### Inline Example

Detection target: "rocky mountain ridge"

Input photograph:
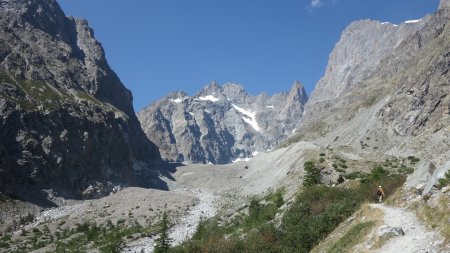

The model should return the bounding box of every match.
[0,0,161,204]
[138,81,307,164]
[296,0,450,195]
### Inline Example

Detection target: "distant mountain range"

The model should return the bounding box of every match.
[138,81,307,164]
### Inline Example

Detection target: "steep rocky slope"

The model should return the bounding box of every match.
[138,81,307,164]
[0,0,161,204]
[294,0,450,195]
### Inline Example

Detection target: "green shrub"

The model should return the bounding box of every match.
[0,234,11,242]
[319,157,325,163]
[343,171,367,180]
[0,241,9,248]
[319,153,326,157]
[303,160,321,187]
[407,156,420,164]
[438,170,450,189]
[19,213,35,225]
[335,168,346,173]
[281,185,364,252]
[363,165,389,182]
[263,188,285,208]
[398,165,414,175]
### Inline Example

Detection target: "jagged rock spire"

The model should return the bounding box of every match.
[289,80,308,103]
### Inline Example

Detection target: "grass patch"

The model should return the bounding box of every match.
[17,80,60,102]
[0,71,115,112]
[438,170,450,189]
[343,171,367,180]
[76,91,103,106]
[279,133,304,148]
[279,121,328,148]
[416,194,450,240]
[398,164,414,175]
[327,221,375,253]
[0,72,15,85]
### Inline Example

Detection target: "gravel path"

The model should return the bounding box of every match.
[370,204,448,253]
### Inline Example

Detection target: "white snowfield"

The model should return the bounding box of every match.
[232,157,252,163]
[232,151,259,163]
[381,22,398,27]
[404,19,422,24]
[198,95,220,102]
[232,104,261,132]
[169,97,189,103]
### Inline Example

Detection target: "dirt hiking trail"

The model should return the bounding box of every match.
[369,204,448,253]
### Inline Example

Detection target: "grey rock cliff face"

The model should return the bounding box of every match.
[0,0,161,204]
[307,18,427,107]
[138,81,308,164]
[295,0,449,191]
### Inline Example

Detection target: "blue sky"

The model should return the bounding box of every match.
[57,0,439,111]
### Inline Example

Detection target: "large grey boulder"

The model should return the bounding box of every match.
[378,225,405,239]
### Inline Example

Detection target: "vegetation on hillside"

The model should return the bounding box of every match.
[1,219,157,253]
[154,211,172,253]
[0,70,119,112]
[167,162,406,253]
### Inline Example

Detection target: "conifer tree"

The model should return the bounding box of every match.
[303,160,321,187]
[154,211,172,253]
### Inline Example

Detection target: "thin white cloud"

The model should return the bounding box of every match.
[310,0,323,8]
[306,0,340,12]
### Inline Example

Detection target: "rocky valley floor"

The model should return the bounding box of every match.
[0,141,449,252]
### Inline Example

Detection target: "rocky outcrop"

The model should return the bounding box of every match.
[291,0,450,194]
[0,0,161,204]
[138,81,307,164]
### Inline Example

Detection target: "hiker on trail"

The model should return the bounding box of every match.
[377,185,385,203]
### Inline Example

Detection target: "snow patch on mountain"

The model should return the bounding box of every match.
[404,19,422,24]
[170,97,189,103]
[232,104,261,132]
[198,95,220,102]
[232,157,252,163]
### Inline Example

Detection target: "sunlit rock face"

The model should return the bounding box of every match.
[138,81,308,164]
